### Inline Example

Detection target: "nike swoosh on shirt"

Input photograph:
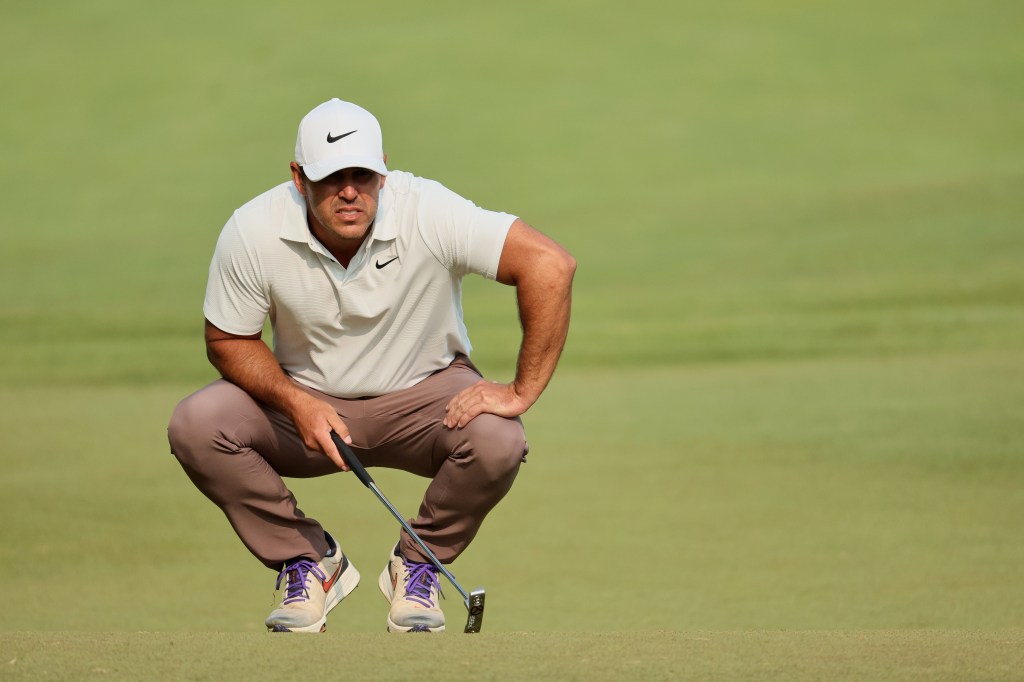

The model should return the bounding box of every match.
[375,257,399,269]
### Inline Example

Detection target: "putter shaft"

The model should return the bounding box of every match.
[330,432,486,632]
[365,479,472,606]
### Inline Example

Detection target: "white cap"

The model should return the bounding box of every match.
[294,99,388,181]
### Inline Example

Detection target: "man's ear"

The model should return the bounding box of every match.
[290,162,306,194]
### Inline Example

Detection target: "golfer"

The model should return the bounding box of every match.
[168,98,575,633]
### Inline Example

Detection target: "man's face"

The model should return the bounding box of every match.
[291,162,385,251]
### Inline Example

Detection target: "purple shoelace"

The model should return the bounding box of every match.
[276,560,327,604]
[403,562,443,608]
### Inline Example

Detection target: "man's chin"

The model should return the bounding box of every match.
[332,222,372,241]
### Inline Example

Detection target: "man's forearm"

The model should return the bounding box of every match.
[510,252,576,407]
[438,219,577,429]
[204,325,353,466]
[206,336,306,415]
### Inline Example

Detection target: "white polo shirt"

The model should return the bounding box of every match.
[204,170,516,398]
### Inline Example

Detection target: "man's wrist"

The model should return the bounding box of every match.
[509,380,539,410]
[275,382,313,416]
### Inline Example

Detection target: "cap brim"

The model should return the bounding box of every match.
[302,156,389,181]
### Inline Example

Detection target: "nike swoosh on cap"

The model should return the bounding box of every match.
[326,130,357,143]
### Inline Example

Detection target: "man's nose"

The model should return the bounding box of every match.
[338,183,358,200]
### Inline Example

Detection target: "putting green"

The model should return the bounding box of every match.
[1,0,1021,678]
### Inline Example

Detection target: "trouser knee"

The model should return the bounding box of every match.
[453,414,528,484]
[167,381,245,475]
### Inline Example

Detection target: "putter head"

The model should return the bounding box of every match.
[463,588,486,633]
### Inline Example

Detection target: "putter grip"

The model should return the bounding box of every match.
[330,431,374,487]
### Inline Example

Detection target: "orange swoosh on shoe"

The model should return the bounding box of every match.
[321,556,347,592]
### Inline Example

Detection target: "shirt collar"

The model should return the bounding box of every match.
[280,183,312,244]
[368,182,396,243]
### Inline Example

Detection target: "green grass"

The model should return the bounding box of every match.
[1,0,1022,679]
[2,632,1023,681]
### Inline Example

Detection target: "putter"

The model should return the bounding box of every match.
[330,432,486,633]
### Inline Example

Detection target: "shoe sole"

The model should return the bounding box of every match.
[267,561,361,633]
[378,566,445,633]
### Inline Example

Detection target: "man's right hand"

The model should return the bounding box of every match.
[204,320,355,472]
[285,391,353,471]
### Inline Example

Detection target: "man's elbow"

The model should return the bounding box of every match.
[563,251,578,280]
[205,341,218,367]
[549,246,577,287]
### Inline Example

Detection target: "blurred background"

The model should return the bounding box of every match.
[1,0,1021,632]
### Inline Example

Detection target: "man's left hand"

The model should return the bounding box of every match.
[444,380,531,429]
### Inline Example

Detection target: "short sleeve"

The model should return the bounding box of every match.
[415,180,516,279]
[202,215,270,335]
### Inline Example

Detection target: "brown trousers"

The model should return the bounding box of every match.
[167,357,527,571]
